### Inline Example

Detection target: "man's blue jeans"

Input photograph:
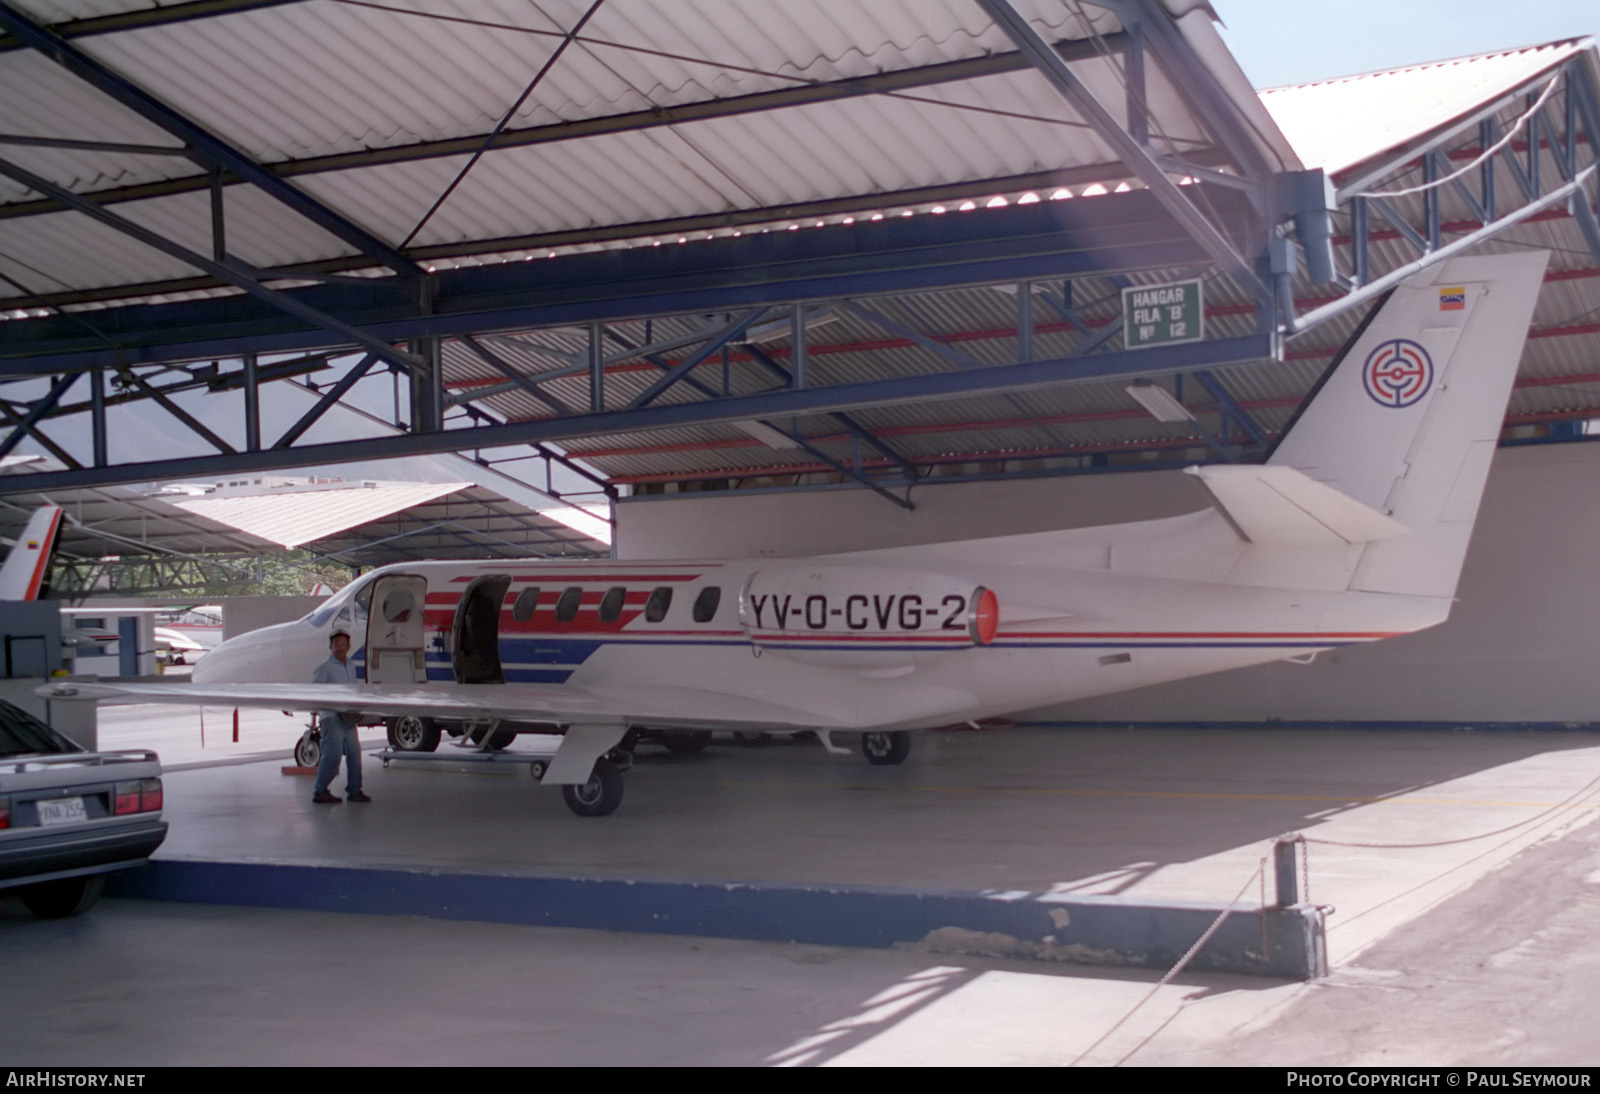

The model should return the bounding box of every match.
[313,714,363,795]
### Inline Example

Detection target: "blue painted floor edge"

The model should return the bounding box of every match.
[107,858,1322,979]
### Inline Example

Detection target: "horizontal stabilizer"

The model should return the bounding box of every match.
[1187,465,1409,547]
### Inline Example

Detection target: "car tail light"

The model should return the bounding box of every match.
[0,797,8,830]
[140,778,162,813]
[114,781,140,815]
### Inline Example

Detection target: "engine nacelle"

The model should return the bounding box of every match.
[739,565,997,663]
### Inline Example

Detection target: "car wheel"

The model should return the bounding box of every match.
[861,730,911,766]
[386,714,440,752]
[19,874,105,919]
[561,758,624,817]
[293,729,320,768]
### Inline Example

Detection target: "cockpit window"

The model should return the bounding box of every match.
[306,574,375,627]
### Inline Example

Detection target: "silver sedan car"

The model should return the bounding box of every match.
[0,701,167,918]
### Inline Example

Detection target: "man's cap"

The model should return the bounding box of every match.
[330,630,351,643]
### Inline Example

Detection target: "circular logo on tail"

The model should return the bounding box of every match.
[1362,339,1433,408]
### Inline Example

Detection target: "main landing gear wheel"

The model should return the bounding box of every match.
[387,715,440,752]
[293,729,320,768]
[733,731,772,748]
[860,731,911,766]
[470,726,516,751]
[561,757,624,817]
[662,730,712,755]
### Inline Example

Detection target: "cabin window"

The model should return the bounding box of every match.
[512,587,541,621]
[692,586,721,623]
[555,586,583,623]
[644,587,672,623]
[598,586,625,622]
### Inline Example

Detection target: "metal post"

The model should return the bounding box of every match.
[1479,121,1495,223]
[1124,19,1147,146]
[1017,281,1034,363]
[242,352,260,452]
[791,303,808,388]
[1425,152,1440,248]
[588,321,604,412]
[209,168,226,263]
[89,367,106,467]
[1351,197,1369,286]
[1273,836,1301,907]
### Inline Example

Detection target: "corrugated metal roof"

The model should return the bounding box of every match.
[1260,39,1591,175]
[0,0,1295,303]
[168,480,472,548]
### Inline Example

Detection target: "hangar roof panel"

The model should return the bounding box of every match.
[1260,38,1592,175]
[0,0,1296,304]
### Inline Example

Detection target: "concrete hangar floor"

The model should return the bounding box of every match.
[3,706,1599,1067]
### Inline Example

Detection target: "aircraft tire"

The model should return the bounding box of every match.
[387,715,441,752]
[861,731,911,766]
[662,730,712,755]
[293,729,320,768]
[562,757,624,817]
[19,874,105,919]
[733,731,772,748]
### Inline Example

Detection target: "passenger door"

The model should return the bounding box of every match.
[364,574,428,685]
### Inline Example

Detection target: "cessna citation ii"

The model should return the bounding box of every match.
[40,253,1547,817]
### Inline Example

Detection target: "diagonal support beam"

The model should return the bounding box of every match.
[0,154,422,372]
[1191,369,1267,448]
[0,0,421,280]
[0,373,78,461]
[629,310,769,409]
[741,344,920,482]
[621,327,912,508]
[274,353,379,449]
[459,335,574,416]
[119,368,235,454]
[977,0,1266,301]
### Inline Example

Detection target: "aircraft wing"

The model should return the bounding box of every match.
[36,679,855,732]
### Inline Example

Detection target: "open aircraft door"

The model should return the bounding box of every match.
[365,574,428,684]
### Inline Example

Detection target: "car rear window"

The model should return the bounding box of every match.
[0,700,80,757]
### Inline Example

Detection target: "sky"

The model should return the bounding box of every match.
[1212,0,1596,89]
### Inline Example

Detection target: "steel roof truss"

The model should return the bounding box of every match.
[457,335,573,417]
[0,153,421,373]
[0,1,421,283]
[740,343,920,485]
[0,372,77,462]
[273,353,378,449]
[628,310,770,410]
[980,0,1267,305]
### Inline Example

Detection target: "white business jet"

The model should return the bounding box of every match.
[40,252,1548,817]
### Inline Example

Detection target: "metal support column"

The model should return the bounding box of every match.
[242,353,260,452]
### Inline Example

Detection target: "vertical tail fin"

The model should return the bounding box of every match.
[0,505,63,600]
[1267,251,1548,598]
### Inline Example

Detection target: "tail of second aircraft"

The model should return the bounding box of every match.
[0,505,63,600]
[1193,251,1547,600]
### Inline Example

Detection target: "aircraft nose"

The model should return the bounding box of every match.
[191,622,292,684]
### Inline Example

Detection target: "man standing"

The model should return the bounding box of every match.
[312,630,371,804]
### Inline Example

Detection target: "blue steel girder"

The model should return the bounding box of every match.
[740,343,921,484]
[0,333,1275,494]
[0,1,422,282]
[0,372,77,461]
[840,299,1075,451]
[1191,368,1268,449]
[0,1,305,54]
[628,310,769,409]
[1,188,1245,374]
[979,0,1271,305]
[617,325,914,509]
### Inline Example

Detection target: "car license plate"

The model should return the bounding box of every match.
[37,797,87,826]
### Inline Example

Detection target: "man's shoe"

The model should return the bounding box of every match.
[312,791,341,804]
[346,791,372,803]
